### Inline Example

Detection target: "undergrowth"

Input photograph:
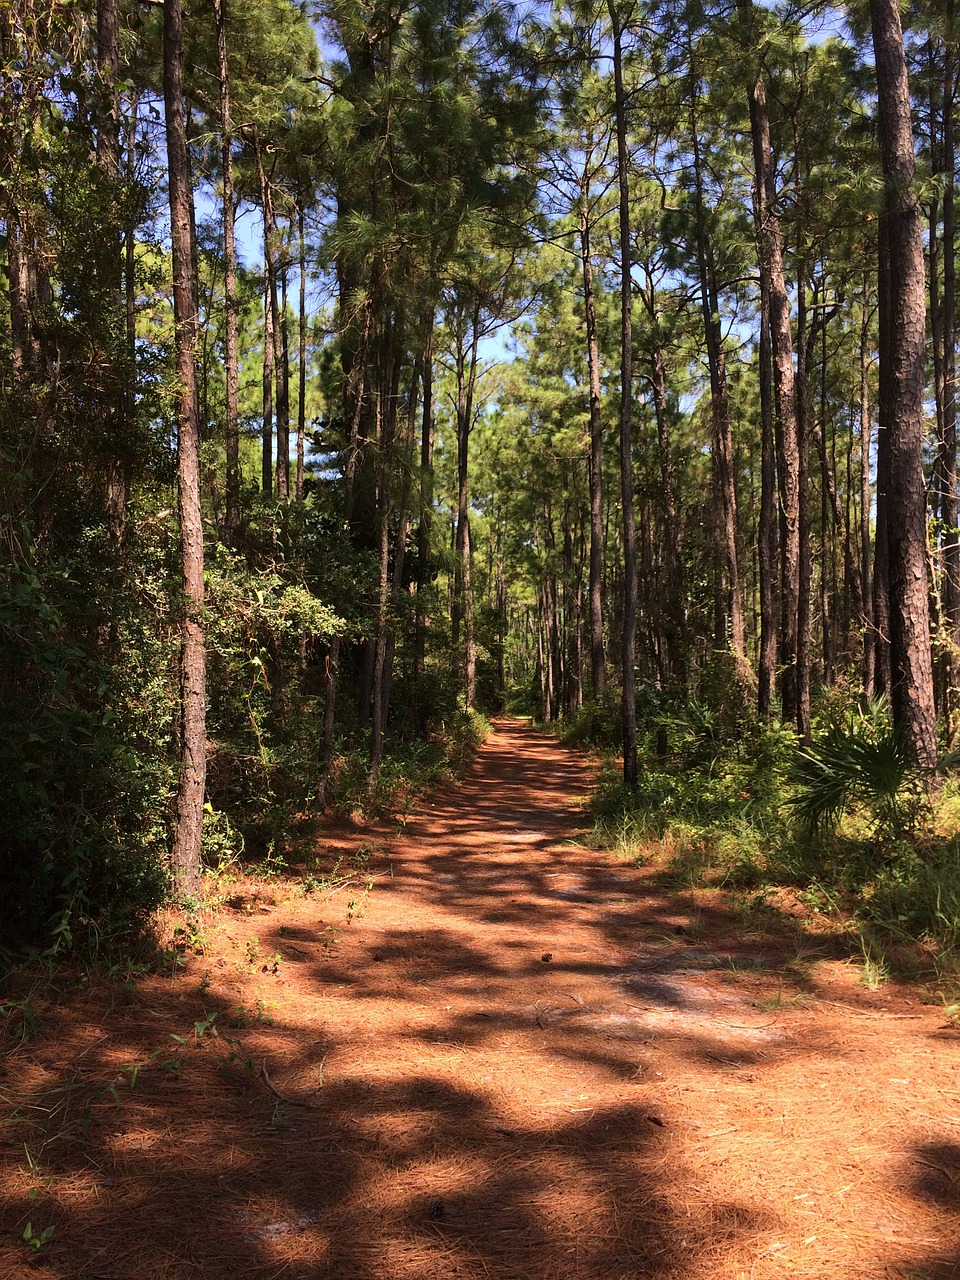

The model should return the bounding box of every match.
[573,688,960,996]
[323,708,490,821]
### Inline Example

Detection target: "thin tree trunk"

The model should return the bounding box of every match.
[414,315,435,683]
[164,0,206,897]
[562,501,581,713]
[690,95,745,662]
[261,277,273,498]
[874,225,893,699]
[648,339,686,686]
[124,91,138,380]
[813,416,864,625]
[297,201,307,502]
[214,0,240,540]
[95,0,127,523]
[941,1,958,734]
[454,305,481,709]
[742,14,799,721]
[370,351,420,786]
[796,271,812,742]
[316,315,370,810]
[580,196,606,699]
[610,1,639,787]
[254,134,286,498]
[278,256,291,498]
[757,243,778,717]
[860,295,876,695]
[367,324,401,787]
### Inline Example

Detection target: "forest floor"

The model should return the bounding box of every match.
[2,719,960,1280]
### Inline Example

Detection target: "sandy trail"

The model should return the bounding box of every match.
[1,718,959,1279]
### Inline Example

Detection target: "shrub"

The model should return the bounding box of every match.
[787,697,928,839]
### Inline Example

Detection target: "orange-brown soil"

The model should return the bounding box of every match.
[2,718,960,1279]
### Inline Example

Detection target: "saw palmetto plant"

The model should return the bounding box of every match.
[788,698,925,838]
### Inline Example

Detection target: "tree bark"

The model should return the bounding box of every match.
[95,0,128,524]
[610,1,639,787]
[743,27,799,722]
[414,315,435,683]
[164,0,206,897]
[689,91,745,662]
[646,321,686,686]
[795,272,812,742]
[297,201,307,502]
[261,278,274,499]
[757,243,778,718]
[214,0,240,540]
[870,0,938,770]
[860,294,876,696]
[579,196,606,700]
[452,304,481,709]
[939,1,958,731]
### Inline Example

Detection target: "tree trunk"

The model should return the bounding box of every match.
[795,273,812,742]
[648,341,686,686]
[453,305,481,709]
[579,197,606,700]
[297,201,307,502]
[744,34,799,722]
[261,277,273,499]
[214,0,240,541]
[610,1,639,787]
[757,241,778,717]
[870,0,938,770]
[278,256,291,499]
[940,1,958,733]
[164,0,206,897]
[96,0,127,524]
[414,315,435,683]
[316,314,369,810]
[254,134,287,498]
[860,294,876,696]
[690,96,745,662]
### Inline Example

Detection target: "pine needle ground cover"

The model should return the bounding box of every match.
[2,721,959,1279]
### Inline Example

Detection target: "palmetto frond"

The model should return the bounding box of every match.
[788,702,909,832]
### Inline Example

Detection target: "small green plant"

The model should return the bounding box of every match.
[301,855,344,897]
[201,805,244,877]
[228,998,275,1028]
[171,917,205,956]
[252,846,288,880]
[22,1221,55,1252]
[193,1011,219,1039]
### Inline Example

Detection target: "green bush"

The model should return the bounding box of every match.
[787,696,928,838]
[0,541,174,955]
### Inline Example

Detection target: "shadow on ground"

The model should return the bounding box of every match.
[1,721,958,1278]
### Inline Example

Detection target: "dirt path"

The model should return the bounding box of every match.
[2,719,960,1279]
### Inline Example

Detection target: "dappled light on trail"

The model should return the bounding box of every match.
[2,720,960,1278]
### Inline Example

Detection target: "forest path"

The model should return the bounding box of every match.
[2,719,960,1279]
